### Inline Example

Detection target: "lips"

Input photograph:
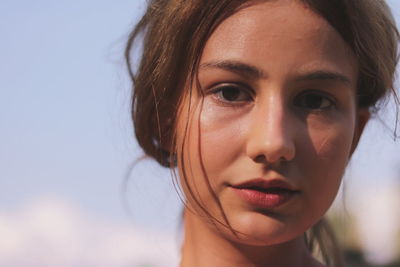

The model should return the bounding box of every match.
[230,178,299,209]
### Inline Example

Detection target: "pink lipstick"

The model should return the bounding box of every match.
[231,178,299,209]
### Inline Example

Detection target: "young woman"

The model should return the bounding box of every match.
[125,0,399,266]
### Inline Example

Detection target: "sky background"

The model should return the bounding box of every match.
[0,1,399,266]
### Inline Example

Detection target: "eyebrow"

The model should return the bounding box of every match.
[200,60,266,79]
[200,60,353,87]
[294,70,353,87]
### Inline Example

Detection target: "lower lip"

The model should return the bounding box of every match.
[231,187,297,209]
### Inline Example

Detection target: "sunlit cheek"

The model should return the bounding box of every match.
[177,100,232,199]
[175,99,204,202]
[198,102,249,177]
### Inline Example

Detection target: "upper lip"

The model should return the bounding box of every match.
[231,178,299,192]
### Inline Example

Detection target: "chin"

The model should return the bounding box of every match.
[220,210,309,247]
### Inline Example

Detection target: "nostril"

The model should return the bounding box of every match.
[253,153,292,165]
[254,154,267,164]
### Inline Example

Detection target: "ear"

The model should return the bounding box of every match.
[350,108,370,156]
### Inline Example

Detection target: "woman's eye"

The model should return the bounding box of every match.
[212,85,252,103]
[294,92,334,110]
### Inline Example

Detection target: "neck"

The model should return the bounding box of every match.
[180,210,323,267]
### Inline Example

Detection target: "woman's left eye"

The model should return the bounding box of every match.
[211,84,252,103]
[294,91,335,110]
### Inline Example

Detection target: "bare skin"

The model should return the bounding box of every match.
[180,211,325,267]
[176,0,369,266]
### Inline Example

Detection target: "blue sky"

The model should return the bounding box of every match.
[0,1,399,261]
[0,0,182,230]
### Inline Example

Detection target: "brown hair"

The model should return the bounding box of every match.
[125,0,399,265]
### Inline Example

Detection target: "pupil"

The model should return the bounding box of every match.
[305,95,322,108]
[222,88,240,101]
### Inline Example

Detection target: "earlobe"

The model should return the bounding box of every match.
[350,108,370,156]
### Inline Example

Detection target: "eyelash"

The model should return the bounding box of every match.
[210,83,253,105]
[209,83,336,111]
[294,90,336,110]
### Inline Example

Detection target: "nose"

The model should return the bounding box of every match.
[245,95,296,164]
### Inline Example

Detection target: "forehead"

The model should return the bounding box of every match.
[200,0,357,85]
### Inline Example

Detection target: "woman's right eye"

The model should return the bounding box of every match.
[211,84,252,103]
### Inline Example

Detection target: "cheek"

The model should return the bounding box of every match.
[304,112,355,164]
[197,102,253,181]
[301,117,356,205]
[314,127,354,160]
[176,101,239,196]
[317,116,355,160]
[312,127,352,189]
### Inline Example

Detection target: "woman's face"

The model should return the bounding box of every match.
[176,0,368,246]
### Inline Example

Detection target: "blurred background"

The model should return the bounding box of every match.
[0,1,399,266]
